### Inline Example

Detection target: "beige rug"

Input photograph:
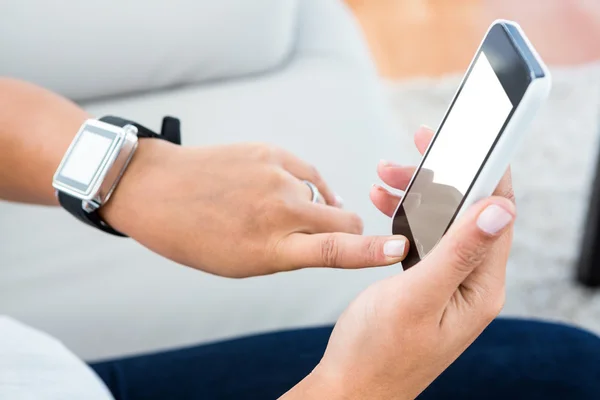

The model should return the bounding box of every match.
[385,63,600,334]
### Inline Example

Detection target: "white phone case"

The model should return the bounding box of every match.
[454,20,551,219]
[392,20,551,266]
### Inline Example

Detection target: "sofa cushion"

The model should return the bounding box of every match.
[0,0,297,101]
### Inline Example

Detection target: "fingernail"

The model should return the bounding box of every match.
[335,194,344,208]
[476,204,514,235]
[380,159,401,167]
[384,239,406,258]
[420,124,434,132]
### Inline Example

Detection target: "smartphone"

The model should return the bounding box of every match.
[391,20,551,269]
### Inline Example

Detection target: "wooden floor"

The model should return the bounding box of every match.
[346,0,600,79]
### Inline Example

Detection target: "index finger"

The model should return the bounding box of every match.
[276,232,409,270]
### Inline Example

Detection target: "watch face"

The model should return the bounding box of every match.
[53,121,122,199]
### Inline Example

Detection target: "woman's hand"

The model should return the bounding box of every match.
[0,78,408,278]
[284,127,515,399]
[102,140,410,277]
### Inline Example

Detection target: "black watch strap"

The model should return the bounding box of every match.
[57,115,182,237]
[58,192,127,236]
[100,116,181,146]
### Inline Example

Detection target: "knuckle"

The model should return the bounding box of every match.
[253,194,289,225]
[365,237,381,264]
[320,234,341,267]
[266,168,288,189]
[265,194,293,219]
[254,144,279,163]
[449,237,486,272]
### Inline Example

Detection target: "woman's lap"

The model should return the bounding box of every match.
[420,318,600,399]
[91,328,329,400]
[91,318,600,400]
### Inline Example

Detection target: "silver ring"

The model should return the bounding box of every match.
[302,180,321,204]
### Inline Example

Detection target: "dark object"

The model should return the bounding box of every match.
[91,319,600,400]
[58,116,181,237]
[577,151,600,287]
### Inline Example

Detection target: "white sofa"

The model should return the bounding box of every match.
[0,0,402,361]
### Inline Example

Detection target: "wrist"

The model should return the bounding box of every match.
[98,138,168,235]
[281,364,352,400]
[285,362,415,400]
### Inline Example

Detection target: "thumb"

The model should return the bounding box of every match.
[279,232,410,269]
[414,196,515,302]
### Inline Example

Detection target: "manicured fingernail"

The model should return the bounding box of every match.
[477,204,513,235]
[420,124,434,132]
[384,239,406,258]
[379,159,400,167]
[335,194,344,208]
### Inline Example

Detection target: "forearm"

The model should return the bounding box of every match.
[0,78,89,205]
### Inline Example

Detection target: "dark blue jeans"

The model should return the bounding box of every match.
[91,319,600,399]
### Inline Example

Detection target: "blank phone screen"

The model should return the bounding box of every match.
[403,51,514,258]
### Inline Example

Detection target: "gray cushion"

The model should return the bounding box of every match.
[0,0,297,101]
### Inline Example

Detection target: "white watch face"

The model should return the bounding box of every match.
[53,121,122,198]
[60,130,115,186]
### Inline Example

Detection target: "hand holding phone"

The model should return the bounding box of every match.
[392,20,551,269]
[294,144,517,399]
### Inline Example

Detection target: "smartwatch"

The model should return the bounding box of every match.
[52,115,181,236]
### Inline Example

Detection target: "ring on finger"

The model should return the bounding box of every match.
[302,180,324,204]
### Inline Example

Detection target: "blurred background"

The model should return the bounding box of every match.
[348,0,600,78]
[1,0,600,361]
[350,0,600,332]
